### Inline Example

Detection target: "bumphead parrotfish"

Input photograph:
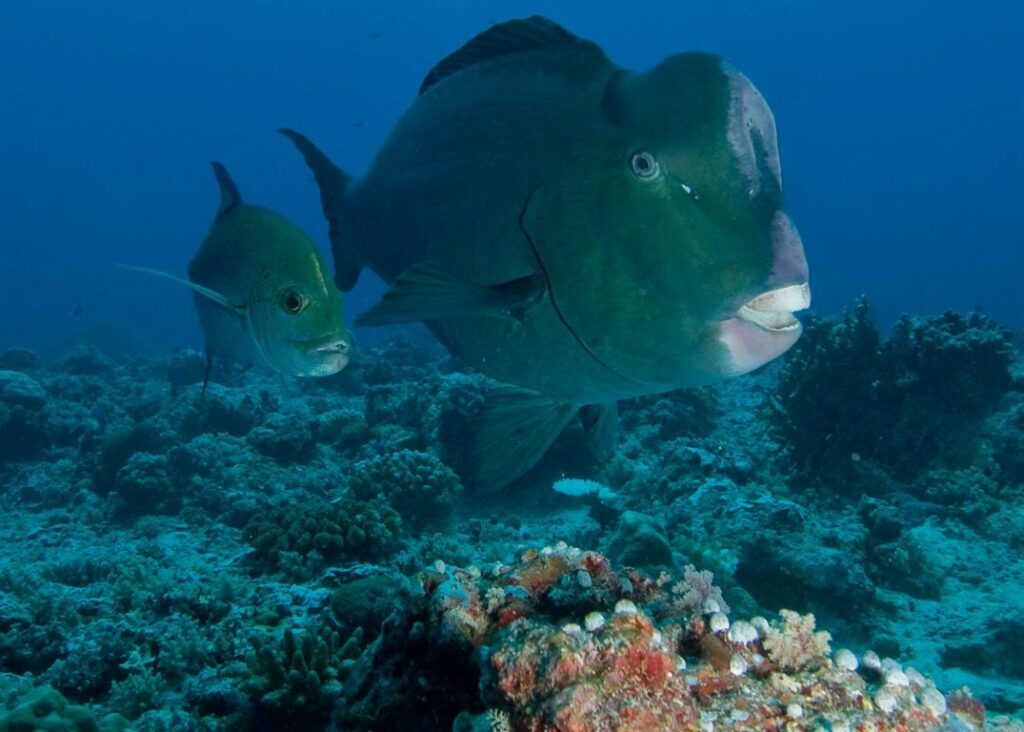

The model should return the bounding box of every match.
[125,163,350,384]
[283,16,810,487]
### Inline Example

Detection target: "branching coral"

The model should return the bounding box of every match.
[111,452,180,516]
[245,624,362,730]
[769,299,885,479]
[107,669,163,721]
[670,563,731,617]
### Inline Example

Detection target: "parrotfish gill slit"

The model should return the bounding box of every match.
[518,192,648,387]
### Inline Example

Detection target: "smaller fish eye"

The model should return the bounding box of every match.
[282,289,307,315]
[630,151,659,179]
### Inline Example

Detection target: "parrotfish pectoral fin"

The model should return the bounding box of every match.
[210,161,242,218]
[279,128,361,291]
[579,401,618,459]
[116,264,246,315]
[355,262,545,327]
[470,386,576,490]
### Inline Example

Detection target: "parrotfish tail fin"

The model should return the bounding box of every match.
[210,161,242,218]
[278,128,362,291]
[469,386,575,490]
[579,401,618,459]
[356,262,545,327]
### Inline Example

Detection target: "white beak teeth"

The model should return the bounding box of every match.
[745,283,811,312]
[738,283,811,332]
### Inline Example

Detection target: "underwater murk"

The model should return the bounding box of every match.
[1,4,1023,732]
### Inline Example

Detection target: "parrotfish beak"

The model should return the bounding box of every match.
[719,211,810,375]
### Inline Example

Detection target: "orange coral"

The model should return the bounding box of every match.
[509,555,570,598]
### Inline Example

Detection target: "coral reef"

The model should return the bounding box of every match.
[348,543,988,731]
[0,676,132,731]
[0,300,1020,728]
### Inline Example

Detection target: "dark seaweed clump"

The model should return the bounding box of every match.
[770,298,1016,485]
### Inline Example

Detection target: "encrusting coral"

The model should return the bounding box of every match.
[347,542,992,731]
[347,449,463,532]
[243,499,402,579]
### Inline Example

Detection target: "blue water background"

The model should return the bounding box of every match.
[1,0,1021,353]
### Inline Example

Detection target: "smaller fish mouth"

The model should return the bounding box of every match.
[310,340,350,356]
[299,334,351,358]
[734,283,810,332]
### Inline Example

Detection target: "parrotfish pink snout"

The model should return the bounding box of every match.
[716,66,810,375]
[720,210,810,375]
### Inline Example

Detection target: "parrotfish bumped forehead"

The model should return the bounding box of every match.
[531,51,810,389]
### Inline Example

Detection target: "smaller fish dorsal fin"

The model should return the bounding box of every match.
[419,16,579,96]
[211,161,242,218]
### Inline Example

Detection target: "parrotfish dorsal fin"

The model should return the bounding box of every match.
[279,129,361,291]
[211,161,242,218]
[418,16,578,96]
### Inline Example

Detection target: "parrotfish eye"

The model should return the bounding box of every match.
[281,289,308,315]
[629,150,659,179]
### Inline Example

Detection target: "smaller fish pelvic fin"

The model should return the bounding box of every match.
[201,344,214,398]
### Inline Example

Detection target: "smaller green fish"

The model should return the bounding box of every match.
[124,162,350,382]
